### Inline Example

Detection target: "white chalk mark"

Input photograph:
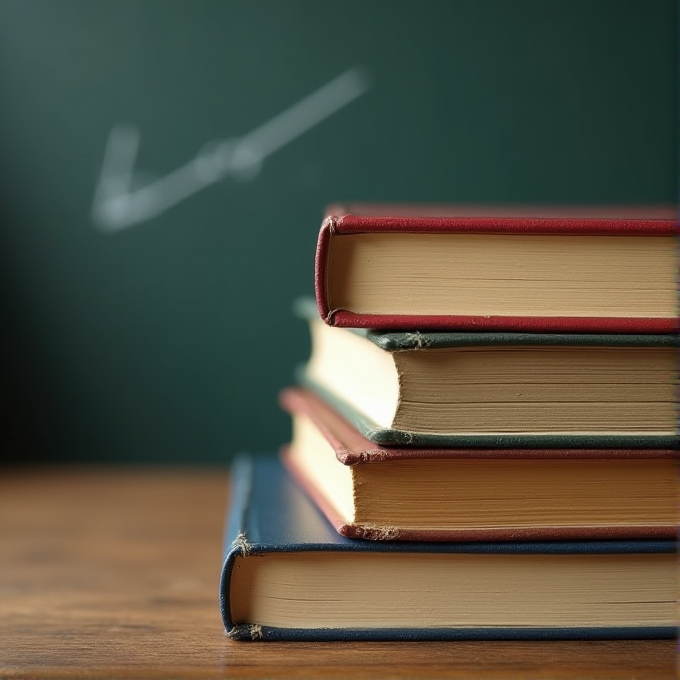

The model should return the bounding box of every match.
[239,68,371,160]
[92,66,371,232]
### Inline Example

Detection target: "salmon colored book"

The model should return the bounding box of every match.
[315,204,679,333]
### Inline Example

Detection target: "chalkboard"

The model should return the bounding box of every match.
[0,0,676,463]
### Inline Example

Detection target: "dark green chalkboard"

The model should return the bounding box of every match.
[0,0,676,462]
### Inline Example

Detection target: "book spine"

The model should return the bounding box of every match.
[220,455,262,640]
[314,217,334,323]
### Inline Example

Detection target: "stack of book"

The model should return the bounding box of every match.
[221,204,678,641]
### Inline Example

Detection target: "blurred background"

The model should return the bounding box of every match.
[0,0,676,464]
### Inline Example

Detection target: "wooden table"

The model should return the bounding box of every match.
[0,468,675,679]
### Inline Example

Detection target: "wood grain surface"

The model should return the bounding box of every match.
[0,467,675,679]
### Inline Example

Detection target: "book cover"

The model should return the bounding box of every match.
[220,454,677,641]
[279,387,678,541]
[315,204,679,332]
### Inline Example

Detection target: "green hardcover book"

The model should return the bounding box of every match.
[294,298,679,448]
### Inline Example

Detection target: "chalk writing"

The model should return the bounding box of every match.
[92,66,370,232]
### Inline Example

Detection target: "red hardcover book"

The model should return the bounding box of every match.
[315,204,679,332]
[279,387,678,542]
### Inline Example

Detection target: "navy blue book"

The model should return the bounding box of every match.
[219,454,677,642]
